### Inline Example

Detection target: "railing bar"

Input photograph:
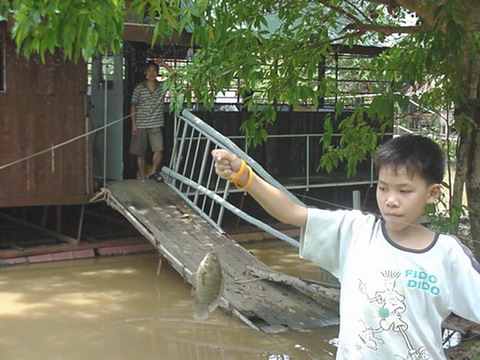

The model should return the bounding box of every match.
[182,126,197,196]
[181,125,195,177]
[208,162,222,220]
[209,160,224,220]
[217,180,231,228]
[179,132,393,140]
[190,133,203,180]
[193,179,378,195]
[201,146,218,212]
[170,115,182,189]
[207,186,217,220]
[189,133,203,205]
[194,138,211,206]
[174,119,188,173]
[173,120,189,191]
[169,115,179,170]
[163,168,299,248]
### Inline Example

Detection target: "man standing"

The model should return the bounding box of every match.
[130,58,172,181]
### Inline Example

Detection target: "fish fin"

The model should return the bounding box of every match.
[208,297,220,313]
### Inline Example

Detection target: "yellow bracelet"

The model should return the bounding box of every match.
[229,159,246,184]
[235,165,254,191]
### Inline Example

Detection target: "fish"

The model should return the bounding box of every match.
[191,250,224,321]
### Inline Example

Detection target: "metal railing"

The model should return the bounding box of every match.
[162,109,302,248]
[161,109,385,248]
[211,132,377,192]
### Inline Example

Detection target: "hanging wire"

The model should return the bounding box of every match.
[291,190,480,245]
[103,54,109,189]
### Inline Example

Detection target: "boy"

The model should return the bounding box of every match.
[130,58,172,181]
[212,135,480,360]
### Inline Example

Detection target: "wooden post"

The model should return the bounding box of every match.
[76,204,85,243]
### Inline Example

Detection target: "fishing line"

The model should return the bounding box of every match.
[293,191,354,211]
[291,190,480,246]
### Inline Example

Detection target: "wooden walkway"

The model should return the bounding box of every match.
[105,179,338,333]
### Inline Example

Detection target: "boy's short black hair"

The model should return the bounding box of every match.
[145,61,159,72]
[374,135,445,185]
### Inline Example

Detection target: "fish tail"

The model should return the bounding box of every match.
[193,305,210,321]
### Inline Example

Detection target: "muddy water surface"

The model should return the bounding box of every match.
[0,241,339,360]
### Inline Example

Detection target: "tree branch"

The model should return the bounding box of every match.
[314,0,363,24]
[363,0,399,5]
[345,22,424,35]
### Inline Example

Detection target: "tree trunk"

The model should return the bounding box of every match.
[452,125,469,232]
[455,100,480,258]
[451,12,480,254]
[464,123,480,258]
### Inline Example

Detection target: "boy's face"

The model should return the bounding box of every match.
[376,166,440,236]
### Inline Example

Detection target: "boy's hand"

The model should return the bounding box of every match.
[211,149,243,181]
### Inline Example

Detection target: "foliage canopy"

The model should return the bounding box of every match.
[3,0,480,243]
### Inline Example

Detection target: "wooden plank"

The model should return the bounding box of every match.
[105,180,339,333]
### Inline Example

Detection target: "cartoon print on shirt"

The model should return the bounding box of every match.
[358,270,430,360]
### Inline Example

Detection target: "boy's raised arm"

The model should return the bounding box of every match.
[211,149,307,228]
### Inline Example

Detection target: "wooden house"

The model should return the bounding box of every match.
[0,21,90,208]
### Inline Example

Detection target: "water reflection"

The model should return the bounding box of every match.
[0,248,338,359]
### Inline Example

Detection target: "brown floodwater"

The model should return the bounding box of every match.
[0,241,339,360]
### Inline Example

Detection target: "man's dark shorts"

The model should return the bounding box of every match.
[130,127,164,155]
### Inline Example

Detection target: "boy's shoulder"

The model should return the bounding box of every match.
[435,232,480,272]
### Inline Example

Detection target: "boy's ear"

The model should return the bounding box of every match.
[426,183,442,204]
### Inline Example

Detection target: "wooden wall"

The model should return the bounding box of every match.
[0,23,91,207]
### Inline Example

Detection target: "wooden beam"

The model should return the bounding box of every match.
[0,195,90,208]
[0,236,149,259]
[0,211,78,245]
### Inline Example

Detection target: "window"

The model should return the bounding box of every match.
[0,34,4,92]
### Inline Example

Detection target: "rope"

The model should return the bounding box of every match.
[0,114,131,171]
[89,187,111,203]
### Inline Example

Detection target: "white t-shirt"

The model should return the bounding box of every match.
[300,208,480,360]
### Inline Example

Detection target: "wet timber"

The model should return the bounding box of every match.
[105,179,339,333]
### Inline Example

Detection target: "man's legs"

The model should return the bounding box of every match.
[137,155,147,180]
[130,129,148,180]
[151,150,163,175]
[148,127,164,177]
